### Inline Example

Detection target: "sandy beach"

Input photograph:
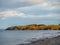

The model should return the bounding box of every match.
[20,35,60,45]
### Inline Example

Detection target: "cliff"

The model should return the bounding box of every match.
[6,24,60,30]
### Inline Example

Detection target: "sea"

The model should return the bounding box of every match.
[0,30,60,45]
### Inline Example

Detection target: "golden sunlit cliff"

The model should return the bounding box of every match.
[6,24,60,30]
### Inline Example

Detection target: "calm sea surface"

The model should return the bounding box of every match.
[0,30,60,45]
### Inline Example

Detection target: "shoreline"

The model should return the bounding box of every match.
[6,24,60,30]
[19,35,60,45]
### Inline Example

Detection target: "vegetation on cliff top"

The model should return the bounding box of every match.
[6,24,60,30]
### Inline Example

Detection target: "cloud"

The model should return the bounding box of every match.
[0,0,43,9]
[17,4,60,16]
[0,10,25,20]
[0,10,60,20]
[0,0,60,10]
[41,0,60,10]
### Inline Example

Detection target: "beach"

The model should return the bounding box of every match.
[20,35,60,45]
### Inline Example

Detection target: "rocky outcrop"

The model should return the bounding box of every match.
[6,24,60,30]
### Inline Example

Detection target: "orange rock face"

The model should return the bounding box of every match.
[6,24,60,30]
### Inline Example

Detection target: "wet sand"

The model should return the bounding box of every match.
[19,35,60,45]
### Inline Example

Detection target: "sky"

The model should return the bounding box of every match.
[0,0,60,29]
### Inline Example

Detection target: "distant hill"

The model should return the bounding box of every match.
[6,24,60,30]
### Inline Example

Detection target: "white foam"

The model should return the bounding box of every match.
[0,30,60,45]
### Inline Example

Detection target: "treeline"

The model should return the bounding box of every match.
[6,24,60,30]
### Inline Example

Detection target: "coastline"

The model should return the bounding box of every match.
[6,24,60,30]
[19,35,60,45]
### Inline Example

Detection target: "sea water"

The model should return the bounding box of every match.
[0,30,60,45]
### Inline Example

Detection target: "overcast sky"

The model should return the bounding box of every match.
[0,0,60,29]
